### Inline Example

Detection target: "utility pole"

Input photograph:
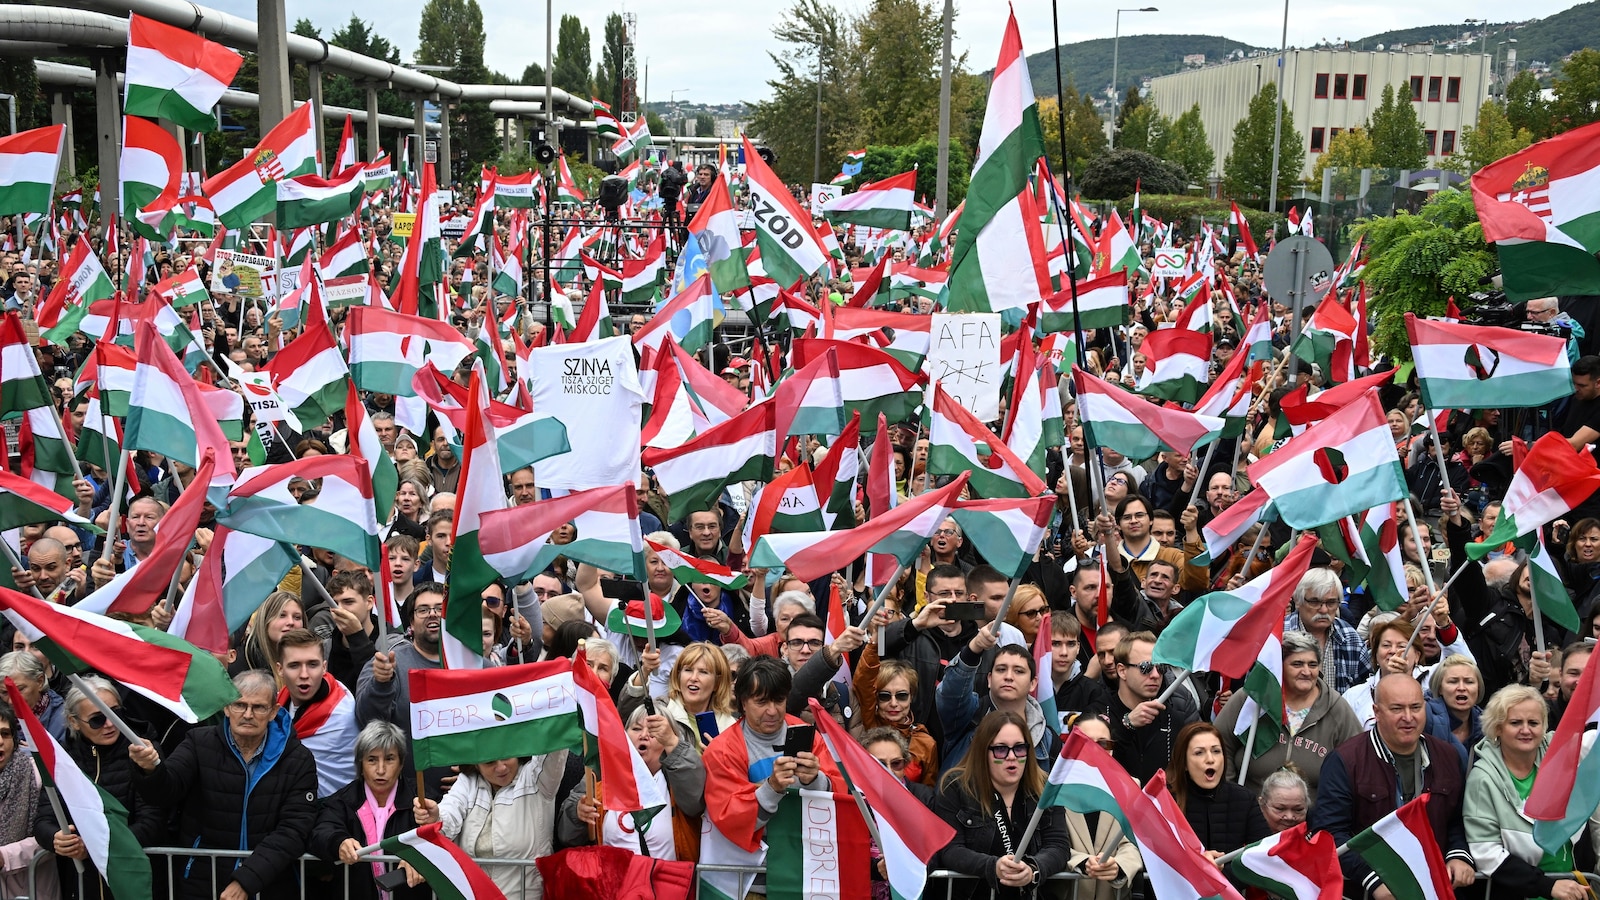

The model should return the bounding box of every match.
[935,0,953,219]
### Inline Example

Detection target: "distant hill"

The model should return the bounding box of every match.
[1023,34,1266,101]
[1345,2,1600,72]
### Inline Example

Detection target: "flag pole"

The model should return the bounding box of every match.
[1424,409,1454,500]
[41,400,84,481]
[816,727,886,849]
[1155,667,1191,705]
[98,445,131,565]
[42,784,87,875]
[1237,719,1258,785]
[0,539,44,599]
[1401,555,1475,658]
[862,562,904,657]
[1237,519,1271,578]
[65,672,143,745]
[1092,820,1123,865]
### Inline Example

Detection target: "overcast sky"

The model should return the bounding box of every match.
[214,0,1579,104]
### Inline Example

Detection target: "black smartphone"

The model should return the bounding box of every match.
[781,724,815,758]
[600,579,645,603]
[943,601,988,621]
[696,710,721,741]
[375,869,410,891]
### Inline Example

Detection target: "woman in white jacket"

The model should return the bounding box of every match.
[412,750,579,899]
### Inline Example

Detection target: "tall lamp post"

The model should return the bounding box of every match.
[1109,7,1158,142]
[1494,38,1518,96]
[794,31,828,185]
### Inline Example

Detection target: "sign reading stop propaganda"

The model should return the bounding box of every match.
[1151,247,1188,278]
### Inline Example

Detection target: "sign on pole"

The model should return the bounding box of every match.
[926,313,1002,421]
[810,183,843,216]
[1151,247,1188,278]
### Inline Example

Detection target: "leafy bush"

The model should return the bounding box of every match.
[1078,149,1186,199]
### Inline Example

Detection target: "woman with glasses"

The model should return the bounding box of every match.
[1005,585,1051,647]
[851,657,938,785]
[933,710,1075,900]
[35,676,160,900]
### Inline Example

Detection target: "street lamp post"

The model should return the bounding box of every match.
[1494,39,1518,95]
[1267,0,1290,212]
[1109,7,1158,142]
[794,31,828,186]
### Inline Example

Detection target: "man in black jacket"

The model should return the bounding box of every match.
[659,161,689,240]
[1107,630,1198,783]
[131,670,319,900]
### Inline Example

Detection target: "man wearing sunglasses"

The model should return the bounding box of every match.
[1107,630,1199,783]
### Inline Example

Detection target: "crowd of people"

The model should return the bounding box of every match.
[1,169,1599,900]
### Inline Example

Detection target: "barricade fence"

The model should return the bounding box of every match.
[22,846,1599,900]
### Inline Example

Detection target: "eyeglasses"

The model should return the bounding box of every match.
[482,596,503,607]
[61,542,81,553]
[988,743,1030,760]
[1121,660,1158,676]
[878,756,908,772]
[1018,607,1048,619]
[934,528,959,536]
[75,708,122,730]
[876,690,911,703]
[785,639,825,651]
[1300,597,1340,609]
[1093,738,1115,750]
[413,605,444,618]
[228,701,275,716]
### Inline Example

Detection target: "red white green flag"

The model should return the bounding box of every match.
[442,365,502,670]
[1075,365,1224,458]
[38,239,114,344]
[926,383,1047,499]
[1405,312,1573,410]
[4,677,151,900]
[76,451,215,618]
[647,538,748,590]
[742,134,831,286]
[1248,393,1408,529]
[949,495,1054,579]
[751,474,967,582]
[1228,823,1342,900]
[125,320,236,492]
[214,455,381,571]
[479,484,647,582]
[1468,432,1600,559]
[1135,327,1212,404]
[376,823,504,900]
[124,13,241,133]
[1345,794,1457,900]
[1471,120,1600,300]
[642,403,776,521]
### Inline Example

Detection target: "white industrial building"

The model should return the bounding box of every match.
[1148,49,1493,180]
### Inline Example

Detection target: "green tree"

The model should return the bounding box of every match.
[1448,102,1533,173]
[417,0,495,182]
[417,0,485,69]
[552,14,593,98]
[1117,103,1167,154]
[693,112,716,137]
[1223,83,1302,202]
[1160,104,1212,185]
[1115,85,1143,135]
[1039,88,1107,179]
[1079,149,1185,199]
[1355,189,1494,359]
[645,111,669,137]
[521,62,545,85]
[1504,70,1550,140]
[1368,83,1428,169]
[593,14,628,111]
[854,0,942,146]
[1551,48,1600,134]
[746,0,862,184]
[1312,127,1373,196]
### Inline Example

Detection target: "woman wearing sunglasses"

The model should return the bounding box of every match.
[36,675,164,900]
[933,711,1072,899]
[850,657,938,785]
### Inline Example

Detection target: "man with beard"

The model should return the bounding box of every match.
[356,583,444,734]
[1286,568,1370,695]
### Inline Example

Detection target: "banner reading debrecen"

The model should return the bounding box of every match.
[529,335,645,490]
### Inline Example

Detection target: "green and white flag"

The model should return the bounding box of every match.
[442,366,503,670]
[741,134,831,287]
[276,167,365,230]
[124,13,241,133]
[214,456,381,571]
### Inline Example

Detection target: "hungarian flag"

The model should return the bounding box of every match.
[774,346,845,440]
[1154,533,1319,678]
[169,526,298,654]
[214,455,381,570]
[633,274,718,356]
[4,677,151,900]
[344,382,396,522]
[827,306,930,370]
[1528,528,1582,633]
[751,474,967,582]
[151,265,208,308]
[1359,502,1410,612]
[822,170,917,231]
[121,115,182,227]
[812,411,861,529]
[1095,209,1141,277]
[1405,312,1573,410]
[610,118,652,161]
[125,320,236,491]
[864,412,900,584]
[76,451,216,618]
[261,317,348,426]
[123,13,241,132]
[1003,350,1059,481]
[1135,327,1212,404]
[344,305,475,397]
[1075,366,1224,458]
[492,234,524,298]
[0,469,100,534]
[276,167,365,230]
[442,366,503,669]
[1242,300,1273,363]
[1034,612,1061,735]
[1230,201,1259,258]
[479,485,647,583]
[950,495,1054,579]
[409,363,570,475]
[591,99,620,139]
[39,239,114,343]
[332,114,358,173]
[377,823,505,900]
[453,174,496,258]
[621,231,667,305]
[567,279,615,343]
[742,134,831,287]
[1280,371,1393,428]
[1192,348,1258,438]
[202,104,319,228]
[1467,433,1600,560]
[647,538,748,590]
[945,11,1048,314]
[1345,794,1457,900]
[363,153,395,193]
[1228,823,1342,900]
[1248,393,1407,529]
[0,312,53,416]
[688,175,751,294]
[1039,270,1129,333]
[642,403,775,520]
[392,162,447,318]
[493,170,535,208]
[74,384,123,476]
[0,586,237,722]
[0,125,65,216]
[743,463,826,549]
[1291,292,1358,384]
[1471,120,1600,300]
[765,790,873,900]
[555,155,585,202]
[1530,613,1600,852]
[927,383,1046,499]
[321,225,369,278]
[1040,730,1244,900]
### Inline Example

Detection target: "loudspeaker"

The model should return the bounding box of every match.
[533,143,558,165]
[598,175,629,212]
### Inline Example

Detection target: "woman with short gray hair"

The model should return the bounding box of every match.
[0,649,64,742]
[1258,769,1311,832]
[1213,627,1363,802]
[309,720,428,899]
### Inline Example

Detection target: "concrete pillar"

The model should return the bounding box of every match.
[413,96,426,179]
[307,63,325,159]
[256,0,292,127]
[49,92,73,178]
[438,100,452,187]
[93,57,119,211]
[365,85,380,162]
[502,117,511,154]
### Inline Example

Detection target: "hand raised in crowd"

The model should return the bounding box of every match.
[869,605,899,630]
[90,557,115,590]
[766,755,800,793]
[700,606,734,635]
[1180,505,1200,535]
[911,599,948,631]
[412,796,440,825]
[1529,650,1553,686]
[829,624,867,660]
[1126,699,1166,729]
[636,645,662,677]
[371,650,397,683]
[8,566,32,592]
[967,622,999,656]
[72,477,95,512]
[576,792,603,826]
[1438,488,1461,522]
[645,713,679,754]
[507,611,532,644]
[1070,529,1092,556]
[1180,460,1199,491]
